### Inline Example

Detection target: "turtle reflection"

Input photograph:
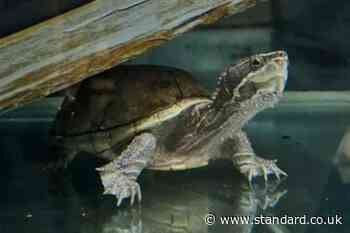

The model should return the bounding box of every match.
[75,169,287,233]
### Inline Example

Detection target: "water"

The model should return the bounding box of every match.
[0,95,349,233]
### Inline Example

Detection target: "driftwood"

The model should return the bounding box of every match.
[0,0,255,112]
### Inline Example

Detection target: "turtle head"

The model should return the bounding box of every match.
[243,50,289,96]
[212,51,289,109]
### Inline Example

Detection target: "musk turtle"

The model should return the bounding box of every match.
[50,51,289,206]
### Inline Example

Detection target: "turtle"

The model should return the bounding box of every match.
[50,51,289,206]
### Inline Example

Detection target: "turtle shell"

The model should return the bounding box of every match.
[53,65,210,137]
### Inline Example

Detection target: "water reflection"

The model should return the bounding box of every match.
[334,127,350,184]
[71,166,287,233]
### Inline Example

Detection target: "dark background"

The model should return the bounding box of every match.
[0,0,92,37]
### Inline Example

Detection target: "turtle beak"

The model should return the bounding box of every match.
[270,51,289,93]
[249,51,289,95]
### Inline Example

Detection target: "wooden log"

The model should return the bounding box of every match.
[0,0,255,112]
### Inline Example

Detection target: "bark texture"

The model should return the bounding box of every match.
[0,0,255,111]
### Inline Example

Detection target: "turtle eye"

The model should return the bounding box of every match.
[251,57,263,69]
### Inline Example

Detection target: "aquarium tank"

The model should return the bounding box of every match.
[0,0,349,233]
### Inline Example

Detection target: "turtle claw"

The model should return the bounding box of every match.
[240,156,287,183]
[117,196,123,207]
[116,179,141,207]
[130,185,142,206]
[130,189,135,206]
[257,189,288,210]
[98,169,142,207]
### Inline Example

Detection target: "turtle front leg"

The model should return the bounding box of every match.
[230,131,287,183]
[96,133,156,206]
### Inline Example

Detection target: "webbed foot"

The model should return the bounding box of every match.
[96,133,156,207]
[238,155,287,183]
[97,167,142,206]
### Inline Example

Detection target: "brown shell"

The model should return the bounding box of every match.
[53,65,210,136]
